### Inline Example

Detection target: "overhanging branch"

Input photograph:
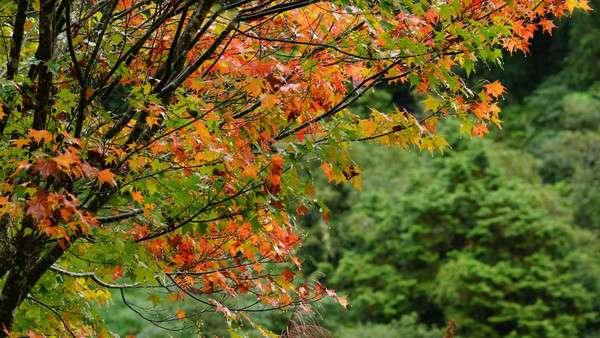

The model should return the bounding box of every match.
[50,265,141,289]
[96,209,143,224]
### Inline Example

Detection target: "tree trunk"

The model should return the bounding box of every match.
[0,232,68,336]
[0,257,37,335]
[32,0,57,131]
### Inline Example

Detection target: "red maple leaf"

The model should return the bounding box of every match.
[26,192,51,220]
[268,154,285,186]
[33,158,57,179]
[280,268,295,282]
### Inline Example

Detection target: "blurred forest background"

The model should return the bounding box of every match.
[99,2,600,337]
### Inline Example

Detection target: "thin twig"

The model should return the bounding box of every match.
[26,296,77,337]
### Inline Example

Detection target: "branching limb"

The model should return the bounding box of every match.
[50,265,141,289]
[64,0,84,86]
[159,16,239,100]
[0,0,31,135]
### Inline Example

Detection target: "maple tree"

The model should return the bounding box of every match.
[0,0,590,335]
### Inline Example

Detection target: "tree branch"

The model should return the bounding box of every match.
[96,209,142,224]
[64,0,84,86]
[25,297,76,338]
[5,0,29,79]
[239,0,320,21]
[0,0,29,135]
[32,0,58,131]
[50,265,141,289]
[159,16,238,100]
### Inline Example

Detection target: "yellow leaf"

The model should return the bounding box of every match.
[421,95,439,112]
[146,115,159,128]
[259,93,280,109]
[193,121,212,142]
[579,0,593,11]
[564,0,591,14]
[246,77,265,96]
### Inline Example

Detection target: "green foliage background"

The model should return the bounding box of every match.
[99,3,600,337]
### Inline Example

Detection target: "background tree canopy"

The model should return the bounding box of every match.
[292,3,600,337]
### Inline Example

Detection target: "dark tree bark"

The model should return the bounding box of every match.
[0,0,30,135]
[32,0,57,131]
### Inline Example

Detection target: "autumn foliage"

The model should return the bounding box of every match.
[0,0,589,335]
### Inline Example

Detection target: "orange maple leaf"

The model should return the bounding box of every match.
[484,81,505,99]
[268,154,285,185]
[338,295,349,309]
[12,138,31,148]
[131,191,143,204]
[259,93,280,109]
[320,162,334,183]
[472,124,489,138]
[53,151,79,169]
[175,309,186,321]
[98,169,117,187]
[28,129,53,144]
